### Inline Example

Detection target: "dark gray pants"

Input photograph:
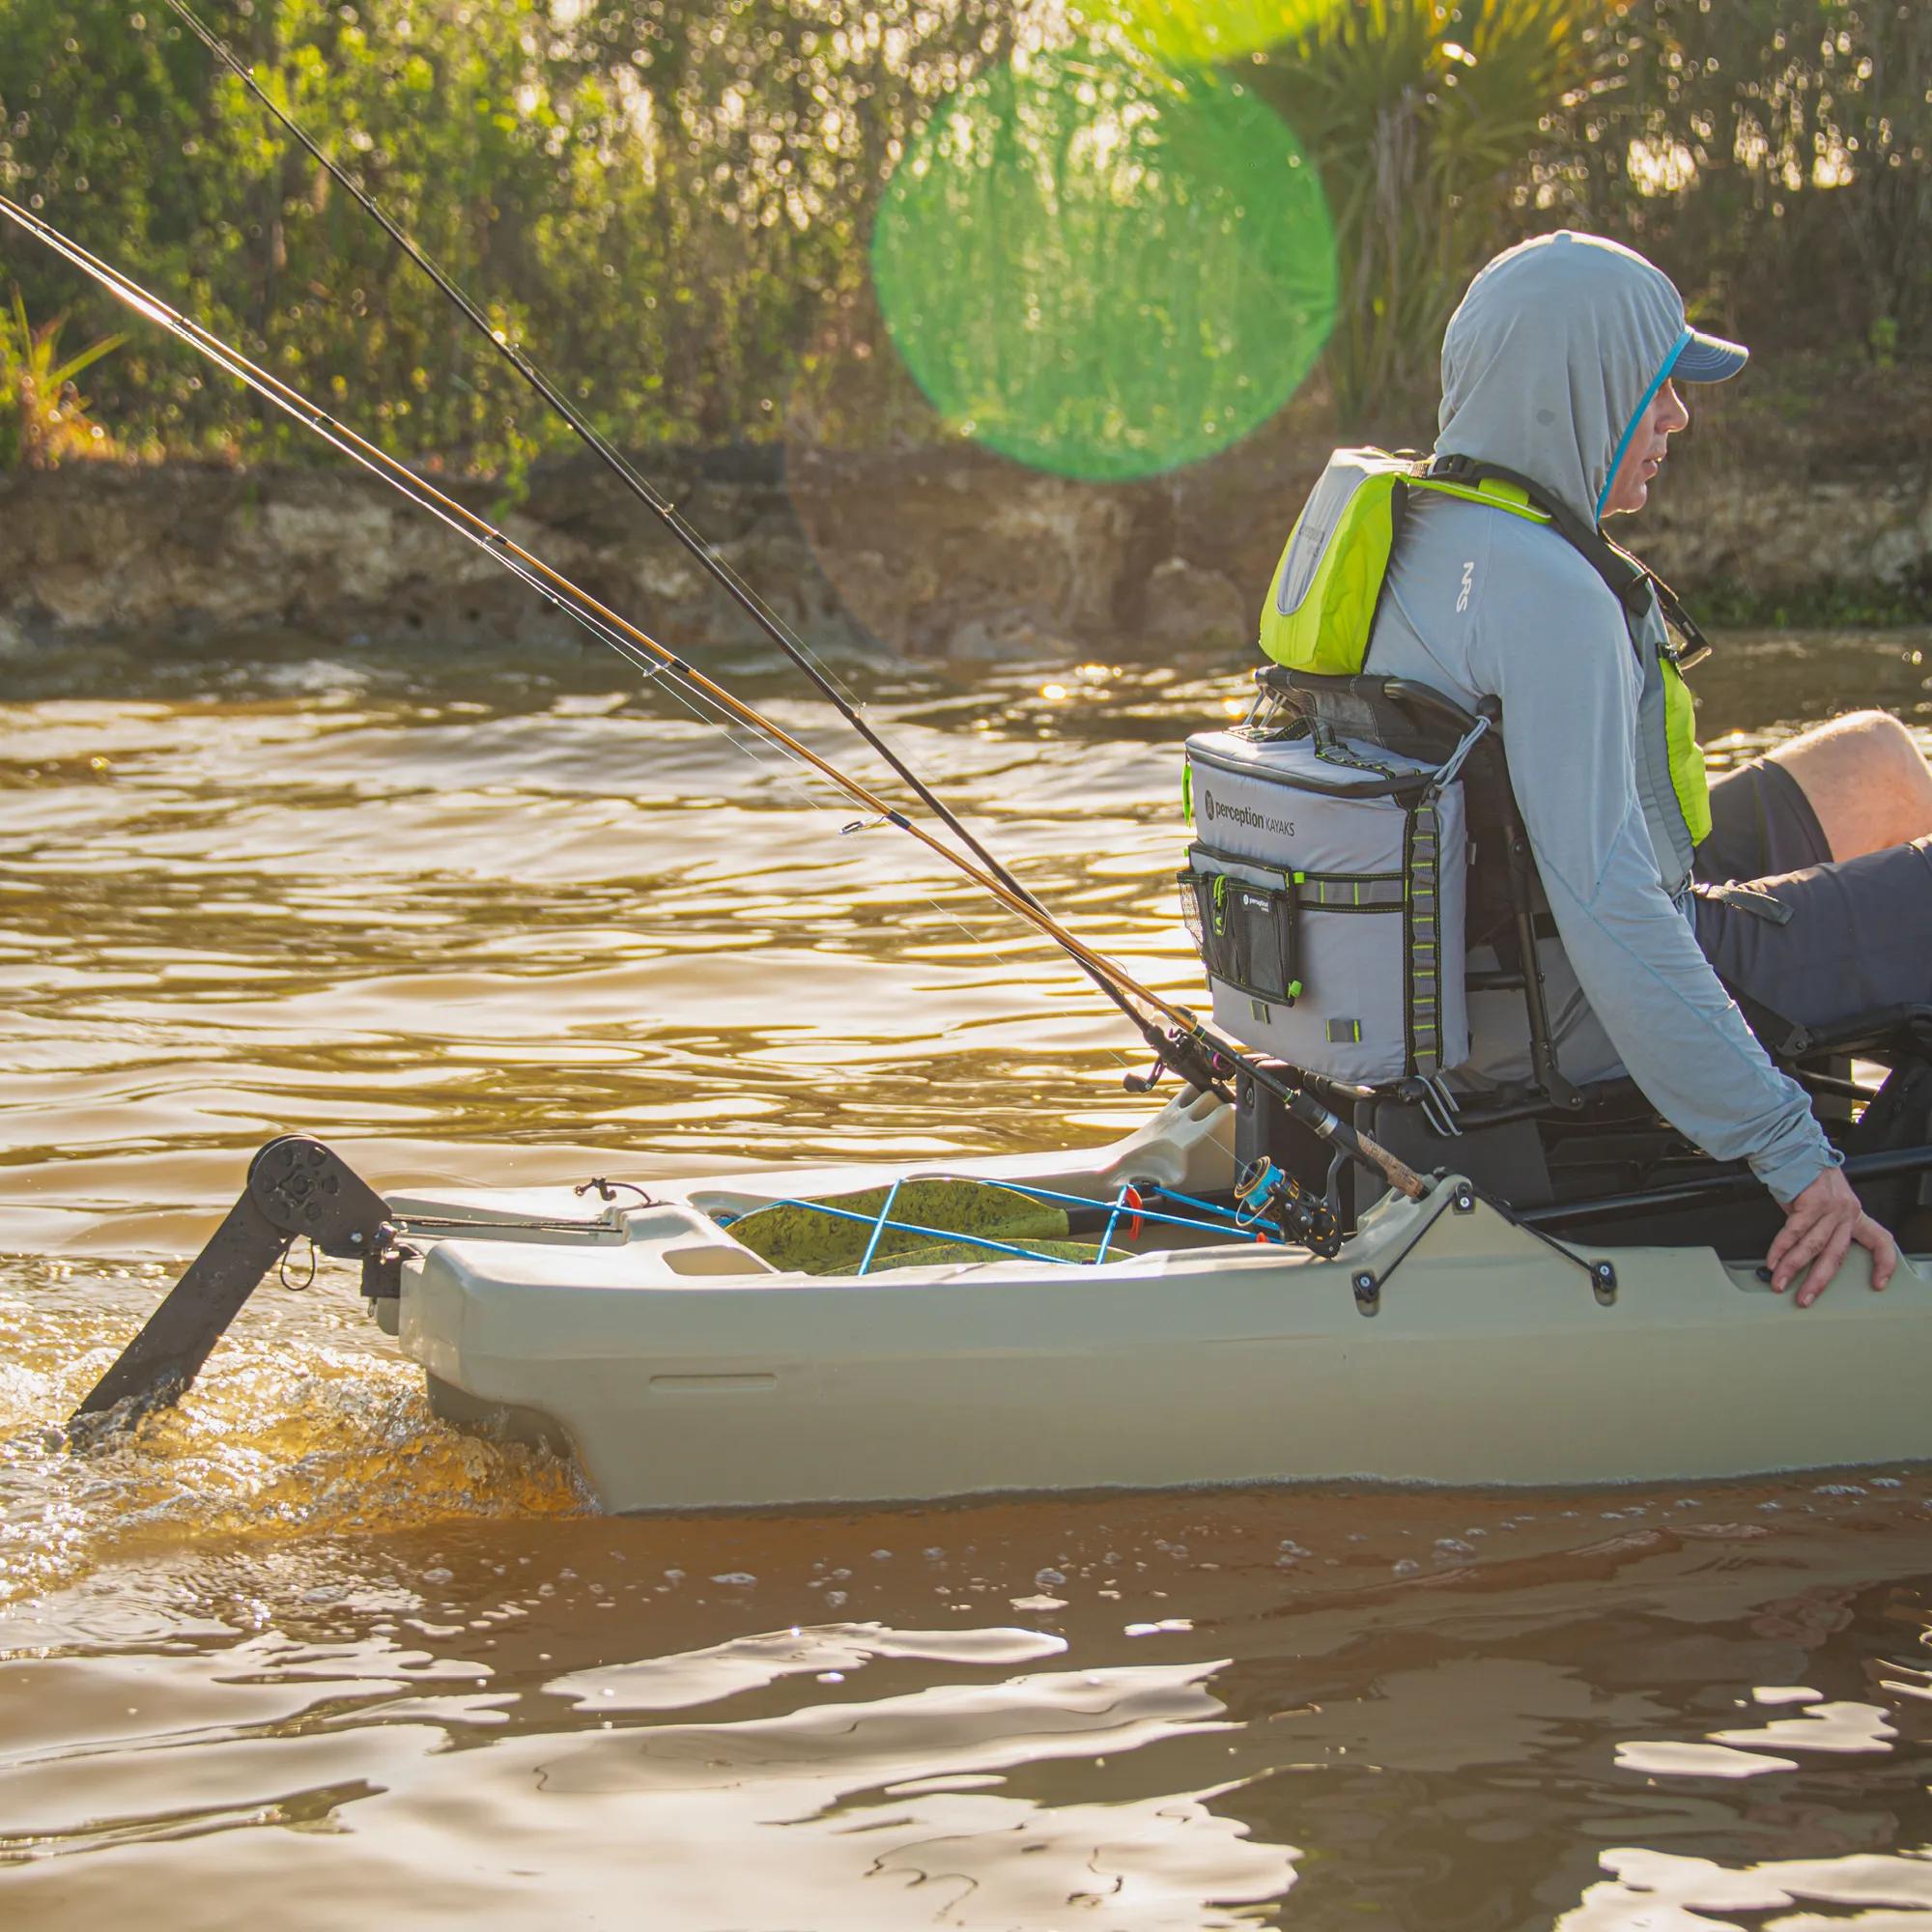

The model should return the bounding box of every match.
[1691,758,1932,1033]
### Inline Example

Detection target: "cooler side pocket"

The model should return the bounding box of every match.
[1227,878,1299,1003]
[1179,850,1299,1005]
[1427,779,1471,1069]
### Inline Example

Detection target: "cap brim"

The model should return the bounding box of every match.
[1671,329,1749,383]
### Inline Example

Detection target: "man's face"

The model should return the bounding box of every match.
[1602,378,1690,519]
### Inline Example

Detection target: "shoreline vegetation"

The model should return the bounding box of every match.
[2,0,1927,638]
[3,394,1926,659]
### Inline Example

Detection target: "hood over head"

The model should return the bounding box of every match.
[1435,231,1698,527]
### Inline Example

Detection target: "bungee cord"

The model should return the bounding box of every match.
[0,191,1427,1203]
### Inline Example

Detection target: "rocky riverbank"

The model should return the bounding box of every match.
[3,405,1928,662]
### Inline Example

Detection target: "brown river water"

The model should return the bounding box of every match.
[4,621,1932,1926]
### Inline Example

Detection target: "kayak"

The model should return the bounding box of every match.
[23,105,1932,1517]
[369,1089,1931,1512]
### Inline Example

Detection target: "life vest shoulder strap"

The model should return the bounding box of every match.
[1406,468,1549,526]
[1418,455,1714,847]
[1422,453,1652,618]
[1421,453,1715,669]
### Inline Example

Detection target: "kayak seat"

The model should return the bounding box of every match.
[1235,668,1932,1252]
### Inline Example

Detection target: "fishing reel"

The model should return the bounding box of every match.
[1234,1155,1344,1260]
[1123,1029,1236,1100]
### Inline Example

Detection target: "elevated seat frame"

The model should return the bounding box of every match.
[1237,668,1932,1254]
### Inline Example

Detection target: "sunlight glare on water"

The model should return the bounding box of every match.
[3,626,1932,1924]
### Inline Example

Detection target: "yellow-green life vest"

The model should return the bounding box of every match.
[1658,625,1713,847]
[1257,446,1712,849]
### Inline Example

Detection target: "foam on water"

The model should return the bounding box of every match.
[0,1255,583,1610]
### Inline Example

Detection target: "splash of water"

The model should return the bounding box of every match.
[0,1256,585,1612]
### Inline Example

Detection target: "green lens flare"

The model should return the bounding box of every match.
[1080,0,1344,66]
[871,48,1337,483]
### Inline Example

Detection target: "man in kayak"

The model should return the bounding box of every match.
[1366,231,1920,1305]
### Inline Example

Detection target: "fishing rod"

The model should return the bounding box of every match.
[0,193,1426,1204]
[152,0,1188,1085]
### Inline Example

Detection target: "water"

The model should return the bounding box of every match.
[4,623,1932,1923]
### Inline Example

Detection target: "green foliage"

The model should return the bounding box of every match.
[0,0,1924,466]
[0,288,126,466]
[1252,0,1602,423]
[0,0,1012,466]
[1535,0,1932,359]
[1691,572,1932,632]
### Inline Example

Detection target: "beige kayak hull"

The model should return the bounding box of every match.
[385,1094,1930,1513]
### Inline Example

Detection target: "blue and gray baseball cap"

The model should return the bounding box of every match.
[1668,325,1749,383]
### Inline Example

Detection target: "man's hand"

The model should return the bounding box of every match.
[1766,1166,1897,1306]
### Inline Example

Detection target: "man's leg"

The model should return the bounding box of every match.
[1693,838,1932,1035]
[1768,710,1932,860]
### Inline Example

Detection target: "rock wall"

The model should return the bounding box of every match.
[2,417,1928,662]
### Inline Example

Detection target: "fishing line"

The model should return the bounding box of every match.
[152,0,1145,1046]
[0,192,1427,1200]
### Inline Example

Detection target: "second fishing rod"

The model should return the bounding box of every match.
[153,0,1197,1086]
[0,193,1427,1206]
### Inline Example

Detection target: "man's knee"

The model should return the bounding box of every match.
[1849,710,1932,800]
[1759,708,1932,859]
[1833,708,1920,761]
[1776,709,1926,790]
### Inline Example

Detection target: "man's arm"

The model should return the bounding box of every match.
[1465,535,1835,1206]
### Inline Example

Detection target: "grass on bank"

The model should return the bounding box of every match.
[0,290,126,469]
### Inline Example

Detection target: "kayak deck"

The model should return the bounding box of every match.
[380,1092,1930,1512]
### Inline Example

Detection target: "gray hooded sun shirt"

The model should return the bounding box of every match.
[1365,231,1833,1203]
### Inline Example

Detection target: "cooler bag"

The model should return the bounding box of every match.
[1179,724,1470,1084]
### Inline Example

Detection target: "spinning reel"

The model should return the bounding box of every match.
[1234,1155,1344,1259]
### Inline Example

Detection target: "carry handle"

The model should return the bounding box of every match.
[1252,763,1432,801]
[1248,668,1493,797]
[1254,667,1496,742]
